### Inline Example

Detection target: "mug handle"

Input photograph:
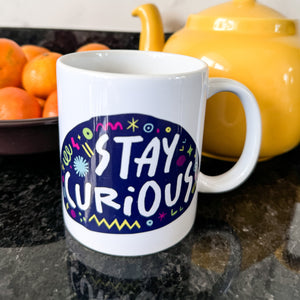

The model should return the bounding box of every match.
[198,78,262,193]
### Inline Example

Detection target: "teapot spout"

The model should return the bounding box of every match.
[132,4,165,51]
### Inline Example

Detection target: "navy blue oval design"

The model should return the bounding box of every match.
[61,113,199,234]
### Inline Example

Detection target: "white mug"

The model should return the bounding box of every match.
[57,50,261,256]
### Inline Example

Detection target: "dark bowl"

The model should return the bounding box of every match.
[0,117,58,154]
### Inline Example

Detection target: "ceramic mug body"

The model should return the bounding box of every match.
[57,50,261,256]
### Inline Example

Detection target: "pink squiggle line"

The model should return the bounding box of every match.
[96,122,123,132]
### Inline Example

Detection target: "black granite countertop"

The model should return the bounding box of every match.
[0,143,299,299]
[0,28,299,299]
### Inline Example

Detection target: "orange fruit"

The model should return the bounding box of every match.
[22,52,62,99]
[21,44,50,61]
[76,42,110,52]
[0,87,41,120]
[35,96,46,109]
[42,90,58,118]
[0,38,27,88]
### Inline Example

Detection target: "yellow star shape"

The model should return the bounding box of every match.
[127,117,139,132]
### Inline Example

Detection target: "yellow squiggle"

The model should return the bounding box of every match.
[88,215,141,231]
[63,144,73,166]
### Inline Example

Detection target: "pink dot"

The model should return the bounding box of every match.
[176,155,186,167]
[157,128,160,133]
[71,209,76,218]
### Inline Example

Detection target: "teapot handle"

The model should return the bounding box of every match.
[198,78,262,193]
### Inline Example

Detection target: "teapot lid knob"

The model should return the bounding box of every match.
[233,0,255,4]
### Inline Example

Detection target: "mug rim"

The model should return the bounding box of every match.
[57,49,208,78]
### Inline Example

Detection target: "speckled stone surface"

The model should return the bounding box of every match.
[0,27,141,53]
[0,28,299,299]
[0,145,299,300]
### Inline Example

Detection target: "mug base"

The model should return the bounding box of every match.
[62,197,197,257]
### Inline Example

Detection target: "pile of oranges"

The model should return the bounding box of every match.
[0,38,110,120]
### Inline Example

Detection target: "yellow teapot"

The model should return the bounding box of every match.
[132,0,300,161]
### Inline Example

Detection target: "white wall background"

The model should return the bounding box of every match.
[0,0,299,33]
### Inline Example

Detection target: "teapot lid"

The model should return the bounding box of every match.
[186,0,296,35]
